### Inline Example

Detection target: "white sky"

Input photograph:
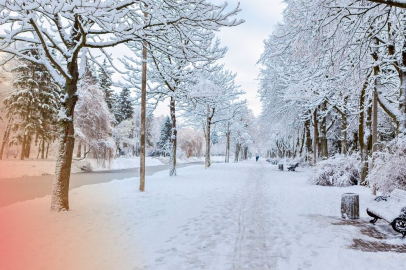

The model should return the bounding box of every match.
[154,0,286,117]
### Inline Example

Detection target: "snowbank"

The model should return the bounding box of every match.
[0,157,165,178]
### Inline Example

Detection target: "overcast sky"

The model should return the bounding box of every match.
[155,0,286,117]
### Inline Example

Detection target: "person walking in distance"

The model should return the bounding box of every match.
[256,154,259,162]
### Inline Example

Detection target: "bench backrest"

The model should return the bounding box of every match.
[390,189,406,203]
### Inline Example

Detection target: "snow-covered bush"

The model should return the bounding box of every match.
[368,137,406,194]
[309,154,360,187]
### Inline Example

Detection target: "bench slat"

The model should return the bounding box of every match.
[390,189,406,202]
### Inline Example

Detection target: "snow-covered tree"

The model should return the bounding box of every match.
[183,65,246,168]
[98,59,115,114]
[157,116,172,157]
[74,68,114,167]
[115,88,134,123]
[4,53,59,160]
[0,0,243,211]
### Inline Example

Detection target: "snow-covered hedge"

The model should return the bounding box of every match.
[368,137,406,194]
[309,155,360,187]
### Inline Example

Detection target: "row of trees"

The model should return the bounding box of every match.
[0,0,250,211]
[258,0,406,190]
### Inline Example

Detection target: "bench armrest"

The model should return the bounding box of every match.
[374,196,388,202]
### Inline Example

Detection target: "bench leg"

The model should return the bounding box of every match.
[366,209,380,224]
[369,217,378,224]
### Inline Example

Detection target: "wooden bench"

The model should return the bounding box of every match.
[287,163,299,171]
[367,188,406,237]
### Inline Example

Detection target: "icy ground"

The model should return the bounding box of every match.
[1,160,405,270]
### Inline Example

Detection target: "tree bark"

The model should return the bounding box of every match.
[225,122,230,163]
[41,136,45,159]
[76,141,82,158]
[46,142,50,159]
[169,97,177,176]
[399,35,406,132]
[359,76,369,185]
[25,136,31,159]
[0,118,12,160]
[205,104,211,169]
[372,89,378,153]
[305,116,312,161]
[313,110,318,165]
[372,40,380,153]
[50,59,79,211]
[139,36,147,191]
[235,143,240,163]
[20,134,27,160]
[320,111,328,159]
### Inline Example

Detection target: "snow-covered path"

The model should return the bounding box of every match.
[1,160,405,270]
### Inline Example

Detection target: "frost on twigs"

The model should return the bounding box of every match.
[309,154,361,187]
[368,136,406,194]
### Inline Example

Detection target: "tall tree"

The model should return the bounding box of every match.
[115,88,134,123]
[98,59,115,113]
[157,116,172,157]
[4,53,59,160]
[0,0,242,210]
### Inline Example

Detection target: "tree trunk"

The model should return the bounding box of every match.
[399,37,406,132]
[225,122,230,163]
[372,44,380,153]
[320,112,328,159]
[25,136,31,159]
[305,116,312,161]
[235,143,240,162]
[139,37,147,192]
[76,141,82,158]
[372,89,378,153]
[313,110,318,165]
[50,59,80,212]
[20,134,27,160]
[341,111,348,155]
[359,77,368,184]
[46,142,50,159]
[205,104,211,169]
[299,128,305,157]
[0,118,12,160]
[37,140,41,159]
[41,136,45,159]
[169,97,177,176]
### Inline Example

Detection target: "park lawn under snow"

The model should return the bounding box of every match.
[0,157,165,178]
[1,160,405,270]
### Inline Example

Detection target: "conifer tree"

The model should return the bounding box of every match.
[157,116,172,156]
[98,59,115,112]
[115,88,134,123]
[4,53,60,160]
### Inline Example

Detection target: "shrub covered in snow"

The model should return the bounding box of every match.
[368,137,406,194]
[309,154,361,187]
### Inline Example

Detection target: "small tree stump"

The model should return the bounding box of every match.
[278,164,283,171]
[341,193,359,219]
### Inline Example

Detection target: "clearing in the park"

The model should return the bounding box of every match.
[1,160,405,270]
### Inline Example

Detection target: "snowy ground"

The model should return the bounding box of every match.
[0,157,165,178]
[1,160,405,270]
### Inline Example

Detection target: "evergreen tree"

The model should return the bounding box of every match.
[115,88,134,123]
[157,116,172,156]
[4,52,60,160]
[97,59,115,112]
